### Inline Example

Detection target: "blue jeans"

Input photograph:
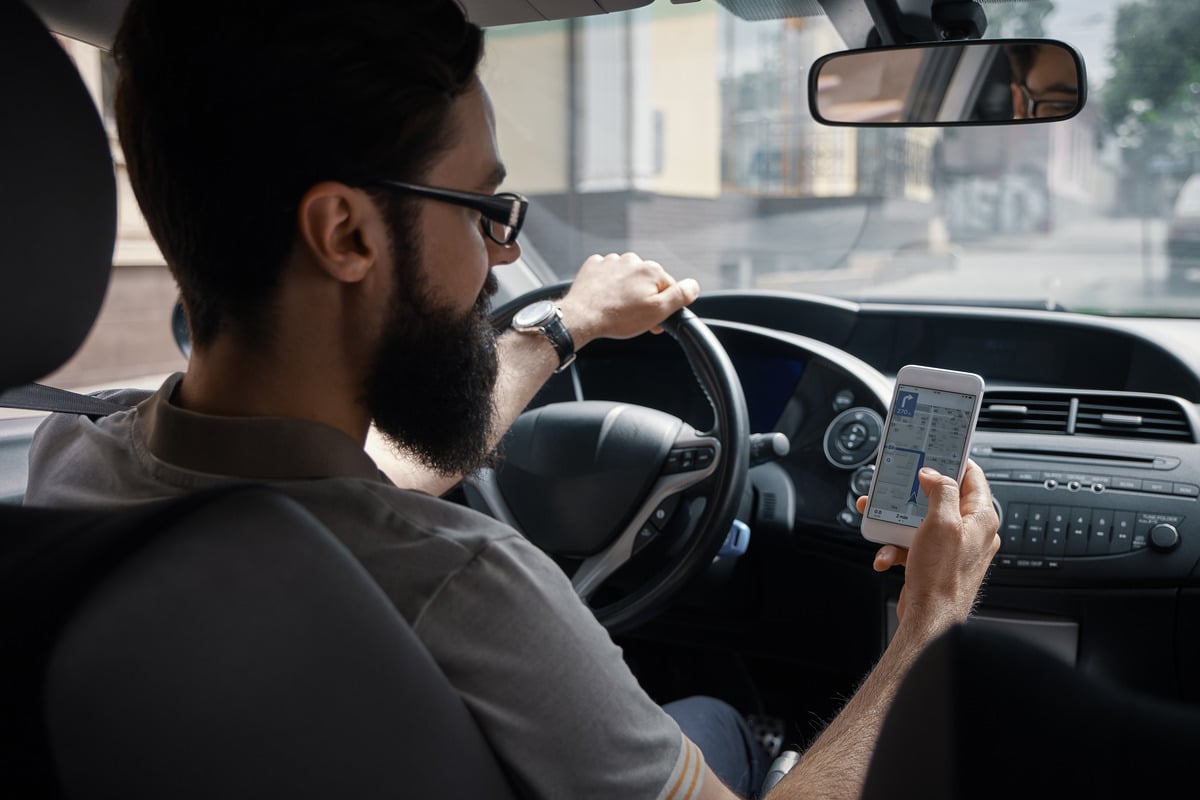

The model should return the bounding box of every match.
[663,695,771,799]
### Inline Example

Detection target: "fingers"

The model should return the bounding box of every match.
[857,496,910,572]
[562,252,700,344]
[894,461,1000,627]
[873,544,907,572]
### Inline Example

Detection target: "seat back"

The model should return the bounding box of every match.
[0,0,114,391]
[27,486,518,799]
[0,2,517,797]
[861,622,1200,800]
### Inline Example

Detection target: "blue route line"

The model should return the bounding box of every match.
[891,447,926,503]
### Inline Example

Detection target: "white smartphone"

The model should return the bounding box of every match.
[859,364,986,549]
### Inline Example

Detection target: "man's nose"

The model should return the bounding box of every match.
[489,237,521,268]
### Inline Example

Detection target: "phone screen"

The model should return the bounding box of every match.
[866,383,981,528]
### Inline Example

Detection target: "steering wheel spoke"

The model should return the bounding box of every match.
[571,431,720,601]
[469,283,750,633]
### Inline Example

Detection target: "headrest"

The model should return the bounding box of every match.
[0,0,116,391]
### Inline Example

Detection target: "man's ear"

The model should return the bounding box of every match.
[296,182,387,284]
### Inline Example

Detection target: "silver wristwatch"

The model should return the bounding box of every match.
[511,299,576,373]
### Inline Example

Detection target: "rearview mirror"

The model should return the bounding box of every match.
[809,39,1085,126]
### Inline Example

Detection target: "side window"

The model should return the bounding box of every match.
[39,38,186,395]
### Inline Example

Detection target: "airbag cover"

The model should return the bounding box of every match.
[496,401,682,557]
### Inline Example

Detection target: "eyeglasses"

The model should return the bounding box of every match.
[1018,84,1078,120]
[365,179,528,246]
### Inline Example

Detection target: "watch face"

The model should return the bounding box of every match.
[513,299,556,328]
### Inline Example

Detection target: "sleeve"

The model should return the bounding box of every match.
[411,532,706,800]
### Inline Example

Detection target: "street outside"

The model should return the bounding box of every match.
[767,216,1200,316]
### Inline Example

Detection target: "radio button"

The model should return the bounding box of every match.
[1046,506,1069,557]
[1111,511,1136,554]
[1174,483,1199,497]
[1150,523,1180,552]
[1023,505,1048,554]
[1001,503,1029,554]
[1143,480,1173,494]
[1066,508,1089,555]
[1111,477,1142,491]
[1087,510,1113,555]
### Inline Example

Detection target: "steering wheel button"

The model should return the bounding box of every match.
[695,447,715,467]
[650,495,681,529]
[632,525,658,556]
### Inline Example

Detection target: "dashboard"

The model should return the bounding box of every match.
[524,290,1200,708]
[5,286,1199,719]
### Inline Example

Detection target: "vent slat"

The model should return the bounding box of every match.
[978,391,1070,435]
[1076,397,1192,441]
[977,391,1195,443]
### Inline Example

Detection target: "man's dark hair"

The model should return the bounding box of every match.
[113,0,485,347]
[1004,43,1038,84]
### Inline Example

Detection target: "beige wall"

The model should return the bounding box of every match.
[482,23,571,194]
[648,12,720,198]
[483,9,723,199]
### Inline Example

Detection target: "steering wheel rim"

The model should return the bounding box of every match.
[472,282,750,634]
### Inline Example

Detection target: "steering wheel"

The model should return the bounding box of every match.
[466,282,750,634]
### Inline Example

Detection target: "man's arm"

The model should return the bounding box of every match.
[368,252,700,494]
[757,461,999,800]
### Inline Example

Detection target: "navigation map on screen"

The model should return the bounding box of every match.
[867,383,979,528]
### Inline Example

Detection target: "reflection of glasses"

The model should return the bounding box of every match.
[1018,84,1077,119]
[365,180,528,245]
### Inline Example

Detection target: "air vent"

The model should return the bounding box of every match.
[1074,395,1194,442]
[977,392,1071,434]
[977,390,1196,443]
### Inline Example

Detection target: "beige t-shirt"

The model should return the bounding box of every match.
[25,373,705,800]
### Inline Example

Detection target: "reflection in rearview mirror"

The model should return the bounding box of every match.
[809,39,1085,127]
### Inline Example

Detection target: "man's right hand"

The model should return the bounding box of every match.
[856,459,1000,626]
[556,252,700,350]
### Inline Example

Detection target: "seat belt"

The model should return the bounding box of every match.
[0,383,131,418]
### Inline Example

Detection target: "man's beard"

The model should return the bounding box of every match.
[364,265,500,480]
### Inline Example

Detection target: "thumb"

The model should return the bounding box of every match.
[657,277,699,309]
[918,467,961,530]
[649,278,700,333]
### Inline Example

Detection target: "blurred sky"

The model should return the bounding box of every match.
[1040,0,1118,86]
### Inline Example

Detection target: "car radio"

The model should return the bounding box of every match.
[970,441,1198,585]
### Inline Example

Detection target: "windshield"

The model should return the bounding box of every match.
[479,0,1200,317]
[29,0,1200,401]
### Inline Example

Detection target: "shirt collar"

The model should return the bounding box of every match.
[136,373,386,482]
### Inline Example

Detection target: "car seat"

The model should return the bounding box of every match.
[860,621,1200,800]
[0,1,518,797]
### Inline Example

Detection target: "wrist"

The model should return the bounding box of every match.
[554,297,597,350]
[511,300,576,372]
